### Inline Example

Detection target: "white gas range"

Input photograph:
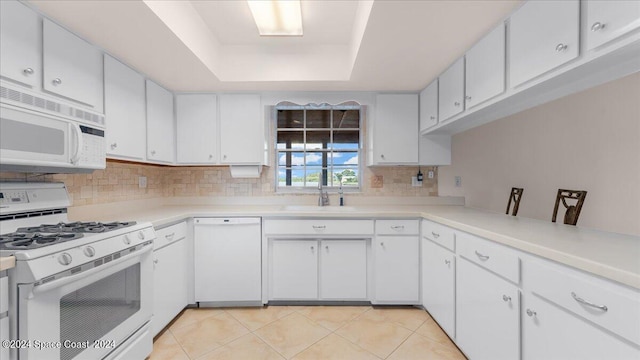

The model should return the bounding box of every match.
[0,182,155,360]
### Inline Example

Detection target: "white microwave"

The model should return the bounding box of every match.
[0,103,106,173]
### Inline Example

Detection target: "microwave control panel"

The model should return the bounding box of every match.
[0,191,28,205]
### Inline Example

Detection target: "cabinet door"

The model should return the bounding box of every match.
[176,94,217,164]
[422,238,455,339]
[585,1,640,51]
[0,316,8,360]
[270,240,318,300]
[42,19,103,109]
[456,258,519,360]
[509,0,579,87]
[373,94,419,164]
[373,236,419,304]
[419,80,438,131]
[438,58,465,121]
[523,294,640,360]
[152,239,188,336]
[465,24,505,108]
[104,55,146,160]
[194,222,261,302]
[219,94,263,164]
[146,80,175,163]
[0,0,40,88]
[320,240,367,300]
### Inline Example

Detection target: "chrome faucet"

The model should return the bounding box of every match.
[318,182,329,206]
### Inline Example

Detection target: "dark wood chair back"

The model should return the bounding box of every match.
[506,187,524,216]
[552,189,587,225]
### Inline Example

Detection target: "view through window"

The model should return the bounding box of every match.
[276,104,361,190]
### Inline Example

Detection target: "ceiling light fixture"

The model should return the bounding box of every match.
[247,0,303,36]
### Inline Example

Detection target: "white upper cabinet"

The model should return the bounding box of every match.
[104,55,146,161]
[509,0,580,87]
[219,94,263,164]
[42,19,103,110]
[465,24,505,108]
[585,0,640,51]
[372,94,419,165]
[176,94,217,165]
[146,80,175,164]
[0,0,40,88]
[438,58,465,121]
[419,80,438,131]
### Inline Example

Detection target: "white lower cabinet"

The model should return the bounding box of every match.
[522,293,639,360]
[194,218,262,303]
[270,239,318,300]
[373,236,419,304]
[319,240,367,300]
[152,234,188,336]
[456,258,520,360]
[0,316,8,360]
[421,237,455,339]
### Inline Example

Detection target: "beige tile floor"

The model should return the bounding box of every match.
[150,306,467,360]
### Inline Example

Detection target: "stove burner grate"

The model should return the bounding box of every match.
[17,221,137,234]
[0,232,84,250]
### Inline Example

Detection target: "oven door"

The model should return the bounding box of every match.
[17,244,152,360]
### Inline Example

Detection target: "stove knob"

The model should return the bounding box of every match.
[83,246,96,258]
[137,231,145,240]
[58,252,72,266]
[123,235,132,245]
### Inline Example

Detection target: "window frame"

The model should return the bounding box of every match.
[274,103,363,193]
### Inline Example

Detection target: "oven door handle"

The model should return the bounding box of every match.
[29,243,152,298]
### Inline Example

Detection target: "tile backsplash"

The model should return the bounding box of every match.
[0,160,438,206]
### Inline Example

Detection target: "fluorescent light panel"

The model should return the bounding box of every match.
[247,0,303,36]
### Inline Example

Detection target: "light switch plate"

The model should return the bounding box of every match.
[455,176,462,187]
[138,176,147,189]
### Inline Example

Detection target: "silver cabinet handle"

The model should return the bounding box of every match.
[209,154,213,159]
[465,95,472,100]
[431,231,440,238]
[110,143,118,150]
[23,68,34,75]
[430,116,435,120]
[138,231,145,240]
[153,259,158,264]
[555,43,568,52]
[454,101,460,107]
[444,259,451,265]
[391,225,404,230]
[312,225,326,230]
[591,22,605,32]
[151,150,156,155]
[52,78,62,85]
[165,233,175,241]
[502,295,511,302]
[475,250,490,260]
[380,241,384,246]
[571,292,608,312]
[310,246,315,251]
[380,154,385,159]
[526,309,536,317]
[223,155,227,159]
[325,245,329,250]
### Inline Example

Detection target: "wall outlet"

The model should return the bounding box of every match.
[428,170,434,179]
[455,176,462,187]
[138,176,147,189]
[411,176,422,187]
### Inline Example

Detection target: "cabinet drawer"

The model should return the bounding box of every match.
[154,221,188,250]
[457,231,520,284]
[421,220,455,251]
[264,219,374,235]
[376,220,419,235]
[525,259,640,346]
[0,276,7,313]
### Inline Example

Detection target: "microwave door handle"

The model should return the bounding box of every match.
[70,123,83,165]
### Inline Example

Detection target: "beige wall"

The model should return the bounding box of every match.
[439,72,640,236]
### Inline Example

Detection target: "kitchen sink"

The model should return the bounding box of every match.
[280,205,358,212]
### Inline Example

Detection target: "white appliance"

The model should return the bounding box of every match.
[194,218,262,305]
[0,182,154,360]
[0,81,106,173]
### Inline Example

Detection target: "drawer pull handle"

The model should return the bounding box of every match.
[502,295,511,302]
[444,259,451,265]
[475,250,490,261]
[526,309,536,317]
[571,292,608,312]
[431,231,440,238]
[165,233,175,241]
[312,225,326,230]
[391,225,405,230]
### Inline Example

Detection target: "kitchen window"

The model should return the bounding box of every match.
[276,103,362,191]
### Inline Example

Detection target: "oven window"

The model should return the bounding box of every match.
[59,263,141,360]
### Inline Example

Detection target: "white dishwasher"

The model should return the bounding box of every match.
[194,218,262,305]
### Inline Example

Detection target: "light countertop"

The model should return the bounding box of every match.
[0,256,16,271]
[68,201,640,290]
